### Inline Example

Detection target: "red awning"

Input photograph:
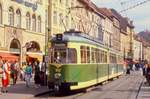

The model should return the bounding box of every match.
[0,52,19,61]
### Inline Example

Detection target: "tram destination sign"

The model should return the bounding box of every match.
[53,43,67,49]
[12,0,38,11]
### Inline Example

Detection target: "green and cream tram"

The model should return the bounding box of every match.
[48,30,123,93]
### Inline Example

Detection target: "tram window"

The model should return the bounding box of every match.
[53,50,67,63]
[67,48,77,63]
[91,48,95,63]
[96,49,100,63]
[100,51,103,63]
[91,48,96,63]
[87,47,90,63]
[80,46,90,63]
[110,53,117,63]
[81,46,86,63]
[104,52,107,63]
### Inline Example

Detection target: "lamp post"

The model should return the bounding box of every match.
[43,27,51,86]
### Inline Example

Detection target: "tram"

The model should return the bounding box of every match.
[48,30,123,94]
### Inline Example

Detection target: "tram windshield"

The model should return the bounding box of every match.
[53,49,67,63]
[49,44,77,64]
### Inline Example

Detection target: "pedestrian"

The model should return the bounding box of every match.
[34,60,41,88]
[145,63,150,85]
[25,62,32,87]
[0,56,3,95]
[139,60,144,74]
[126,60,130,75]
[10,61,17,85]
[21,62,27,81]
[1,60,11,93]
[123,60,127,74]
[40,62,46,86]
[15,61,20,81]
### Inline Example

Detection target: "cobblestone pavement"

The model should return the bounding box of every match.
[34,71,145,99]
[0,81,49,99]
[0,71,147,99]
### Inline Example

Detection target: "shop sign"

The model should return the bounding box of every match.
[12,0,38,11]
[44,55,49,63]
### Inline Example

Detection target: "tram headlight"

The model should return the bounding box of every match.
[54,73,61,79]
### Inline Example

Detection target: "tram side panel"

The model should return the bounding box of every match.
[97,63,109,83]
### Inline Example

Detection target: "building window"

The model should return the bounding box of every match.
[53,11,57,25]
[8,7,14,26]
[65,16,68,29]
[71,0,74,7]
[32,14,36,31]
[16,9,21,28]
[37,0,42,4]
[59,13,62,26]
[38,16,41,32]
[65,0,68,7]
[98,25,104,41]
[59,0,62,4]
[0,4,2,24]
[45,9,48,27]
[26,12,31,30]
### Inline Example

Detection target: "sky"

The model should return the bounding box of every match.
[91,0,150,33]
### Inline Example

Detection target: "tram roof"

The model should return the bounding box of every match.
[51,32,122,55]
[51,32,106,48]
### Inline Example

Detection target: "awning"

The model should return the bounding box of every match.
[0,52,19,61]
[26,52,43,62]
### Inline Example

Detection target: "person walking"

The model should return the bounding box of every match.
[123,60,127,74]
[25,62,32,87]
[10,61,17,85]
[34,60,41,88]
[0,56,3,95]
[145,63,150,85]
[1,60,11,93]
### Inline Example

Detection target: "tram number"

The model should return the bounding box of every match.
[54,43,66,49]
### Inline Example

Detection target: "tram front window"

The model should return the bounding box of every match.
[50,48,77,64]
[54,50,66,63]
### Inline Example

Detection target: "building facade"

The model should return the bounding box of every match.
[48,0,105,42]
[133,36,142,61]
[0,0,48,65]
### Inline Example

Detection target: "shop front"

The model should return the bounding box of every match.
[24,41,44,64]
[0,51,19,62]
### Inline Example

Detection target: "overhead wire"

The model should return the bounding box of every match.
[120,0,150,13]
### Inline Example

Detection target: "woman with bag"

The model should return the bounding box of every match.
[1,60,11,93]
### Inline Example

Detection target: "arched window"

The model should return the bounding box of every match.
[53,11,57,25]
[8,7,14,26]
[66,16,69,29]
[59,13,62,26]
[0,4,2,24]
[32,14,36,31]
[26,12,31,30]
[16,9,21,27]
[38,16,41,32]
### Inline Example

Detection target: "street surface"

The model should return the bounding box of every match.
[1,71,150,99]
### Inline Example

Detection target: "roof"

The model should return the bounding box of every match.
[77,0,105,18]
[98,8,114,21]
[138,30,150,43]
[110,9,134,34]
[110,9,128,34]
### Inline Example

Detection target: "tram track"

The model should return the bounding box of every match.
[69,74,130,99]
[96,72,143,99]
[70,71,144,99]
